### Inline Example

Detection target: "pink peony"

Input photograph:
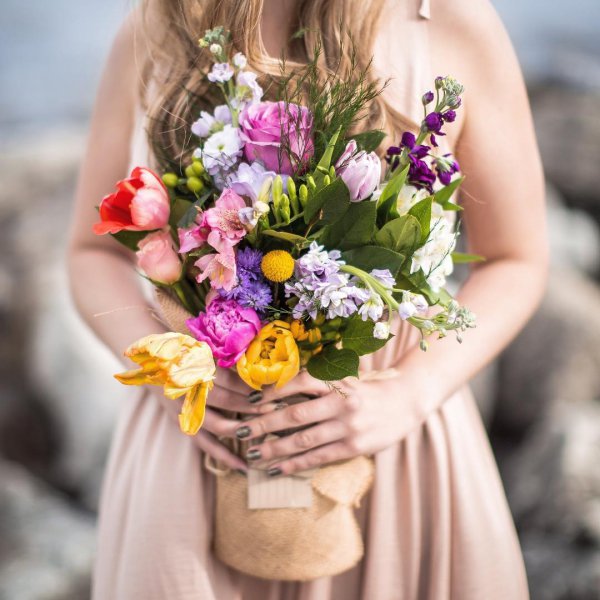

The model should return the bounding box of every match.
[239,101,314,175]
[335,140,382,202]
[186,297,261,368]
[136,231,182,284]
[194,250,237,291]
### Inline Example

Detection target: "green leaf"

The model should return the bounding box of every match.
[433,176,464,207]
[110,229,150,251]
[169,197,193,229]
[408,197,433,245]
[348,130,387,153]
[395,269,453,306]
[176,192,211,228]
[374,214,421,255]
[320,200,376,251]
[376,165,409,225]
[313,128,341,187]
[342,317,390,356]
[304,176,350,224]
[306,346,359,381]
[262,229,308,244]
[451,251,486,264]
[342,245,405,275]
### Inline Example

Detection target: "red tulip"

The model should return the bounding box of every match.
[93,167,170,235]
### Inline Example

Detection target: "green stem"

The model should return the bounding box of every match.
[172,281,195,315]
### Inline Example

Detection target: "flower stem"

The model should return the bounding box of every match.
[172,281,195,315]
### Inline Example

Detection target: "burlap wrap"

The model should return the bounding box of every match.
[152,286,374,581]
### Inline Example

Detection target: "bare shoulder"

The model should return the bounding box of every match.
[428,0,523,87]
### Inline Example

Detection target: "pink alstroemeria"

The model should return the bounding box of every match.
[177,189,247,255]
[194,250,237,291]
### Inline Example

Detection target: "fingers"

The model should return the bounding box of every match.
[192,429,247,472]
[259,373,332,404]
[234,392,348,442]
[208,385,281,415]
[245,419,348,464]
[266,441,357,476]
[201,407,241,438]
[214,366,254,396]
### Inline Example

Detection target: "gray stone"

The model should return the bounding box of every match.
[0,459,95,600]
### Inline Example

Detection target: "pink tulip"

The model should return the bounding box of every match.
[239,101,314,175]
[136,231,182,284]
[335,140,381,202]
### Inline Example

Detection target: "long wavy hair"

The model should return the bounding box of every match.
[138,0,412,171]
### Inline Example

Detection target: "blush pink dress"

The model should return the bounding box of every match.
[91,1,530,598]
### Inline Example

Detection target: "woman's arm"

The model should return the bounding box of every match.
[66,12,263,471]
[235,0,549,474]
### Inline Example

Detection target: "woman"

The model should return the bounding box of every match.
[67,0,547,598]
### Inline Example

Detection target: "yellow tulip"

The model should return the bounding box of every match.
[236,320,300,390]
[114,332,216,435]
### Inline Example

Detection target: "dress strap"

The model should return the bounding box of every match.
[419,0,431,20]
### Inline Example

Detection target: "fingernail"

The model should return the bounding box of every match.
[236,469,247,476]
[248,390,263,404]
[267,467,282,477]
[246,448,262,461]
[235,425,251,439]
[274,402,288,411]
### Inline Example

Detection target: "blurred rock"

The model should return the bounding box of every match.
[546,184,600,276]
[531,85,600,220]
[0,459,95,600]
[493,269,600,436]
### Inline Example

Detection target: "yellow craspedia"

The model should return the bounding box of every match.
[261,250,295,282]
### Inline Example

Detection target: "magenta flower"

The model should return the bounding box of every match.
[335,140,381,202]
[186,297,261,368]
[239,101,314,175]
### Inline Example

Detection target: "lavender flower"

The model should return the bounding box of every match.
[369,269,395,291]
[434,154,460,186]
[208,62,234,83]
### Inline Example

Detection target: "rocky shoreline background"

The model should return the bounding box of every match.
[1,2,600,599]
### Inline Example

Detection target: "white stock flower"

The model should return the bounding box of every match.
[410,216,457,292]
[207,62,234,83]
[398,291,428,320]
[209,43,222,55]
[373,321,391,340]
[191,104,232,138]
[233,52,247,69]
[197,125,243,176]
[358,292,384,322]
[235,70,263,105]
[238,201,270,231]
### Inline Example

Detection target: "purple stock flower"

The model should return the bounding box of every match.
[386,132,436,192]
[434,154,460,186]
[422,90,435,105]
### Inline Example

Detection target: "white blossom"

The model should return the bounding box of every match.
[233,52,247,69]
[373,321,391,340]
[196,125,243,177]
[191,104,232,138]
[207,62,234,83]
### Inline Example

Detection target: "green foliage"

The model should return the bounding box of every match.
[304,176,349,223]
[306,346,360,380]
[451,252,486,264]
[277,35,385,165]
[374,214,421,255]
[262,229,308,245]
[342,246,405,275]
[408,197,433,245]
[348,130,387,153]
[109,230,149,251]
[376,165,409,225]
[175,192,211,229]
[342,317,390,356]
[433,176,464,209]
[320,201,377,251]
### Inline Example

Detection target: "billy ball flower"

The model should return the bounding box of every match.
[261,250,295,283]
[236,321,300,390]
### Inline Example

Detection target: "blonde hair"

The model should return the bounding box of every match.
[139,0,411,171]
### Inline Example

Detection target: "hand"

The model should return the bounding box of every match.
[236,370,432,475]
[149,366,281,472]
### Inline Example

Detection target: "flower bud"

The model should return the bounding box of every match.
[162,173,179,188]
[191,160,205,176]
[422,90,434,105]
[299,184,308,208]
[186,176,204,193]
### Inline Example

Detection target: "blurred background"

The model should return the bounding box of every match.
[1,1,599,598]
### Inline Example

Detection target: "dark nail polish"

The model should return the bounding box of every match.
[236,425,251,439]
[248,390,263,404]
[236,469,248,477]
[267,467,282,477]
[246,448,262,461]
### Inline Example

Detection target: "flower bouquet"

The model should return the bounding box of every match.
[93,27,476,580]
